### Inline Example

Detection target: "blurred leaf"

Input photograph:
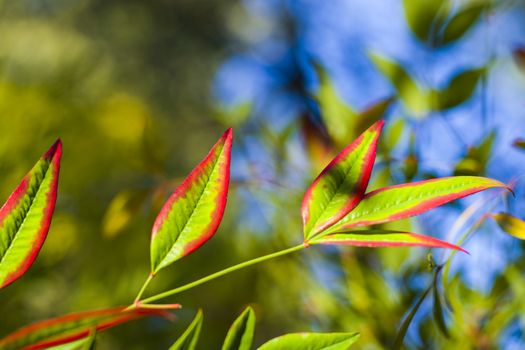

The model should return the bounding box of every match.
[513,138,525,150]
[403,0,450,43]
[442,4,485,44]
[221,307,255,350]
[355,96,395,135]
[434,68,485,110]
[102,189,149,238]
[170,310,203,350]
[393,284,432,350]
[432,272,449,338]
[302,121,383,240]
[300,114,335,173]
[492,213,525,240]
[46,329,97,350]
[257,332,360,350]
[0,307,168,350]
[0,140,62,289]
[313,62,357,146]
[310,229,465,251]
[212,102,252,128]
[150,129,232,274]
[369,52,430,117]
[454,131,495,176]
[326,176,508,232]
[381,118,405,151]
[514,47,525,72]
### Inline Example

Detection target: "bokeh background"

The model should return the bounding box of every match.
[1,0,525,349]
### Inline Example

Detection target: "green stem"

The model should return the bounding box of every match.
[134,273,155,304]
[140,243,306,305]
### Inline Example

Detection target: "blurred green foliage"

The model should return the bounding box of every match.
[1,0,525,349]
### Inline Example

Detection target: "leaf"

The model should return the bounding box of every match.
[257,332,360,350]
[150,129,232,274]
[393,285,432,350]
[102,189,149,238]
[0,307,168,350]
[434,68,485,110]
[170,310,203,350]
[513,138,525,150]
[403,0,450,43]
[442,4,485,44]
[326,176,508,232]
[369,52,430,117]
[302,121,383,240]
[313,62,358,146]
[454,131,495,176]
[221,307,255,350]
[355,96,395,136]
[492,213,525,240]
[0,139,62,289]
[432,272,449,338]
[310,230,465,252]
[45,329,96,350]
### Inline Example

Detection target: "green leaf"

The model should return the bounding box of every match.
[0,140,62,289]
[302,121,383,240]
[221,307,255,350]
[434,68,485,110]
[432,272,449,338]
[257,332,360,350]
[492,213,525,240]
[403,0,450,43]
[453,131,495,176]
[170,310,203,350]
[442,4,485,44]
[326,176,508,232]
[313,62,358,146]
[0,307,168,350]
[150,129,232,274]
[45,329,97,350]
[369,52,430,117]
[310,230,465,252]
[393,285,432,350]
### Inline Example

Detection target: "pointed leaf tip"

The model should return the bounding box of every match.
[151,129,232,274]
[302,120,383,240]
[222,307,256,350]
[0,140,62,289]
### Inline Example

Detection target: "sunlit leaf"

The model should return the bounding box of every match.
[212,102,252,128]
[313,62,358,146]
[310,230,465,252]
[492,213,525,240]
[221,307,255,350]
[0,307,168,350]
[369,52,429,117]
[381,118,405,151]
[434,68,485,110]
[403,0,450,43]
[0,140,62,289]
[102,189,148,238]
[169,310,203,350]
[257,332,360,350]
[150,129,232,274]
[442,4,485,44]
[302,121,383,240]
[326,176,508,231]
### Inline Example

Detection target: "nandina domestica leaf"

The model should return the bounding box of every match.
[169,310,203,350]
[325,176,507,233]
[0,307,168,350]
[257,332,360,350]
[151,129,232,274]
[310,230,466,252]
[0,140,62,289]
[302,121,383,241]
[221,307,255,350]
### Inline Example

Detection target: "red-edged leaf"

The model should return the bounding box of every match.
[326,176,508,232]
[310,230,466,252]
[302,121,383,240]
[0,140,62,289]
[150,129,232,274]
[0,307,169,350]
